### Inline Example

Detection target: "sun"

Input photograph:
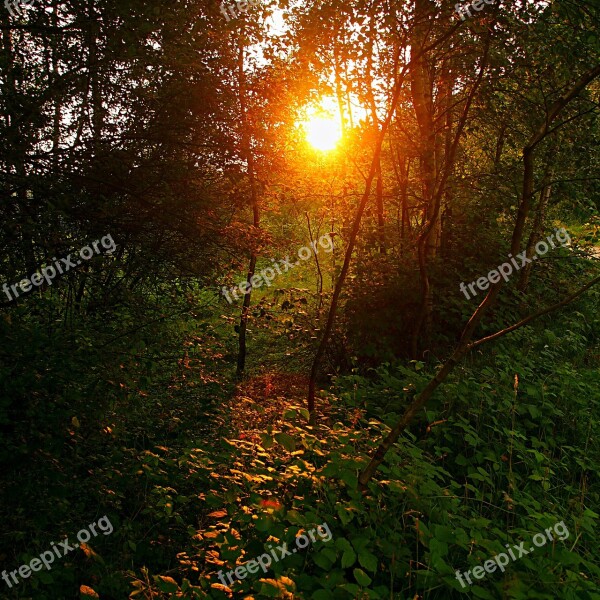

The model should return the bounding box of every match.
[303,116,342,152]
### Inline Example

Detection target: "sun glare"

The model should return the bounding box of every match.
[303,116,342,152]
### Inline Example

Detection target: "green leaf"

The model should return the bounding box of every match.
[339,583,360,595]
[353,568,372,587]
[340,471,358,489]
[259,579,287,597]
[260,433,274,449]
[337,505,354,525]
[342,548,357,568]
[358,550,378,572]
[433,525,456,543]
[286,509,304,524]
[275,432,296,452]
[313,550,334,569]
[429,538,448,558]
[255,515,274,531]
[298,408,311,420]
[38,571,53,584]
[336,537,353,553]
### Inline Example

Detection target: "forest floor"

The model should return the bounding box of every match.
[2,232,600,599]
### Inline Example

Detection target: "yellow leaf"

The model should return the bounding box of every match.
[72,416,80,428]
[279,576,295,589]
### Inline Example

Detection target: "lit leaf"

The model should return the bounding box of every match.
[79,585,99,599]
[156,576,179,593]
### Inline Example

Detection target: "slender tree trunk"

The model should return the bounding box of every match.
[305,212,324,313]
[401,156,411,252]
[333,37,346,135]
[365,15,385,254]
[2,8,36,275]
[236,42,260,378]
[409,0,438,357]
[494,124,507,170]
[518,172,552,292]
[86,0,103,156]
[51,0,61,172]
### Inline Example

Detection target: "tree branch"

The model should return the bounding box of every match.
[469,273,600,350]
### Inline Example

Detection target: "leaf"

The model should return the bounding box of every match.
[259,578,287,597]
[298,408,311,420]
[72,416,80,428]
[79,585,99,599]
[286,509,304,524]
[255,515,274,531]
[335,537,353,552]
[279,576,295,590]
[337,505,354,525]
[156,576,179,593]
[274,432,296,452]
[207,510,228,518]
[358,550,378,572]
[339,583,360,595]
[313,550,334,569]
[429,538,448,558]
[340,471,358,490]
[341,548,357,568]
[432,525,456,543]
[38,571,53,584]
[260,433,274,449]
[353,568,372,587]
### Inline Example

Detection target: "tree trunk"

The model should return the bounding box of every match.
[517,176,552,292]
[236,41,260,378]
[409,0,438,357]
[365,14,386,254]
